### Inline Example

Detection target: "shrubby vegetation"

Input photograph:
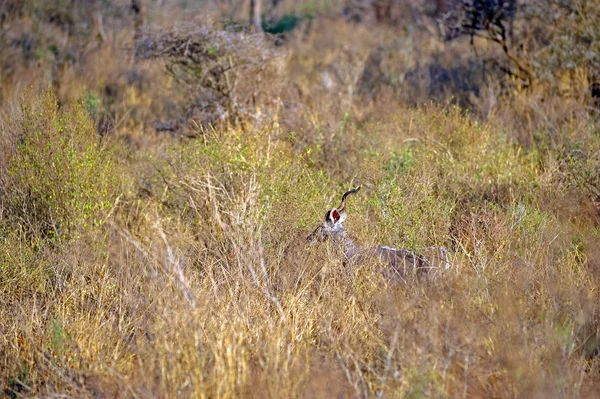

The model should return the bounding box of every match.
[1,92,117,243]
[1,0,599,397]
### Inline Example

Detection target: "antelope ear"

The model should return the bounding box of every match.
[329,208,341,223]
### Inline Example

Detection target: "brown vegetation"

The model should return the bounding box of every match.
[1,0,600,397]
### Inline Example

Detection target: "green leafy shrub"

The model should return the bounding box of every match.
[1,91,117,244]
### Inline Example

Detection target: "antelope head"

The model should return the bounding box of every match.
[307,186,361,243]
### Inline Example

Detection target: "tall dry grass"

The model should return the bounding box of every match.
[1,1,600,398]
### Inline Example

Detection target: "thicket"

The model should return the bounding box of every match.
[1,92,117,244]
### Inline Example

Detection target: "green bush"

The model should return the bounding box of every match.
[1,91,117,244]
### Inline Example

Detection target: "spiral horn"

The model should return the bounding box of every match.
[337,186,361,213]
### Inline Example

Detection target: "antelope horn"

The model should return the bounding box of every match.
[337,186,361,213]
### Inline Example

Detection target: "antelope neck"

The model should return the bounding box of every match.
[330,228,361,261]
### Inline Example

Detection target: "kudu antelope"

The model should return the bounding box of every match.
[307,186,451,281]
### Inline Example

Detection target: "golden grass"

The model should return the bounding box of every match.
[1,2,600,398]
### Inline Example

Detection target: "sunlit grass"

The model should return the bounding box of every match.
[1,1,600,397]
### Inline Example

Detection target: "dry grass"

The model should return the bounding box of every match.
[1,1,600,398]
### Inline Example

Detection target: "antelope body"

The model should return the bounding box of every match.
[307,187,451,281]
